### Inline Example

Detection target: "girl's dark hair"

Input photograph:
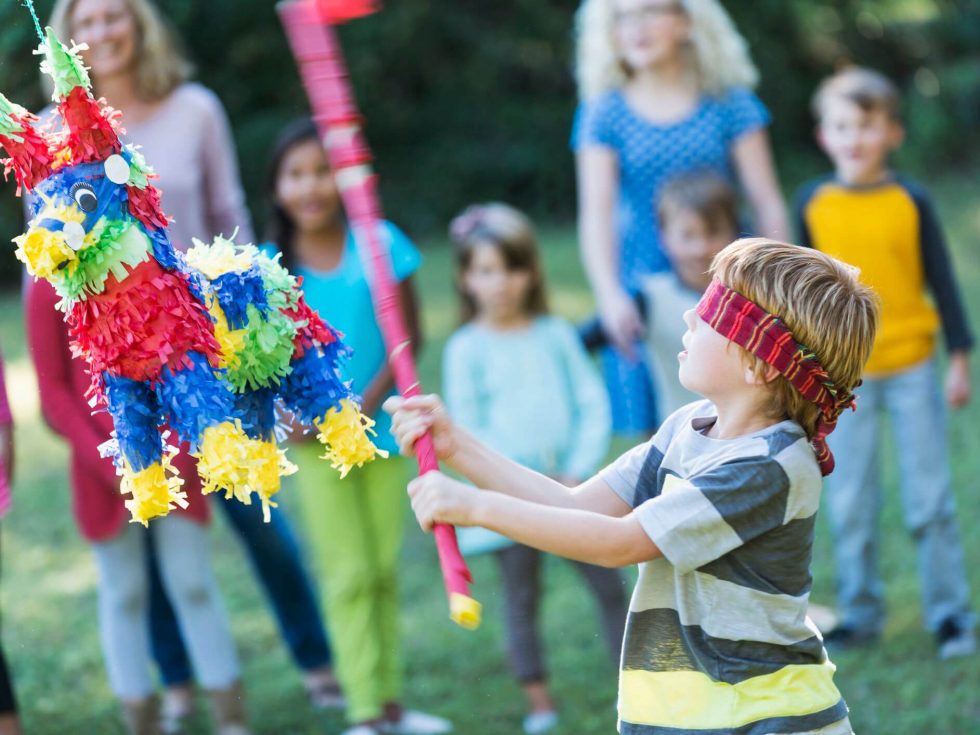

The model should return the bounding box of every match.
[264,118,322,271]
[448,203,548,324]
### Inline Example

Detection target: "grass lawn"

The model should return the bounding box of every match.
[0,173,977,734]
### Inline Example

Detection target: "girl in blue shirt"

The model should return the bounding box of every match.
[445,203,627,735]
[265,120,450,735]
[572,0,789,435]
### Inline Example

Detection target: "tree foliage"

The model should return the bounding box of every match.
[0,0,976,284]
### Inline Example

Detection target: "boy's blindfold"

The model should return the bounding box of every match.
[695,278,857,475]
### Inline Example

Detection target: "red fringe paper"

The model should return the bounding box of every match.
[284,285,340,358]
[127,184,170,231]
[0,115,55,192]
[69,259,221,399]
[56,87,121,164]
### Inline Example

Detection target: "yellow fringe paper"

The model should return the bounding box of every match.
[14,227,76,279]
[207,298,246,372]
[195,420,297,522]
[121,450,188,526]
[185,234,253,279]
[315,398,388,478]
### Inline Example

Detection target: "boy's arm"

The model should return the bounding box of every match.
[409,470,660,568]
[385,394,632,517]
[451,426,633,516]
[911,186,973,407]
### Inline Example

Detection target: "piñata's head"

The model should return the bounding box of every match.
[0,28,168,299]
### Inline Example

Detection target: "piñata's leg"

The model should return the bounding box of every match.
[103,373,186,525]
[232,387,296,521]
[278,346,385,478]
[156,353,295,518]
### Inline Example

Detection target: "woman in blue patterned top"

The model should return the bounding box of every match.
[572,0,788,435]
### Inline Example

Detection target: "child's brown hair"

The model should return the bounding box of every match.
[448,203,548,324]
[711,238,880,439]
[657,170,739,237]
[811,66,901,122]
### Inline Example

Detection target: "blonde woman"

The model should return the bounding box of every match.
[39,0,339,732]
[573,0,788,435]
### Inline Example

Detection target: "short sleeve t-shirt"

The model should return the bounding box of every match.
[572,88,769,288]
[600,401,850,735]
[265,221,421,454]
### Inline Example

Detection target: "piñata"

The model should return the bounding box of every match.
[0,28,383,525]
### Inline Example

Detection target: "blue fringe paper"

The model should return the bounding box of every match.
[213,264,270,330]
[154,351,238,452]
[277,342,355,426]
[103,372,163,471]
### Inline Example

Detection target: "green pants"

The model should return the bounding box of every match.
[292,443,409,723]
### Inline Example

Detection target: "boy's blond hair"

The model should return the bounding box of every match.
[811,66,901,122]
[711,238,879,439]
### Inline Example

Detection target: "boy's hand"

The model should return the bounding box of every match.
[407,470,477,532]
[383,394,459,462]
[945,352,971,409]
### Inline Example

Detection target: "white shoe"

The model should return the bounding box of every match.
[341,726,383,735]
[381,709,453,734]
[523,710,559,734]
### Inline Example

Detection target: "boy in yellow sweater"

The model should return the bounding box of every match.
[796,67,975,659]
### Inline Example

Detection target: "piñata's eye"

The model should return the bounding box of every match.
[71,183,98,213]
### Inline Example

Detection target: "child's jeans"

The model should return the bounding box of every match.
[92,515,240,699]
[825,357,975,635]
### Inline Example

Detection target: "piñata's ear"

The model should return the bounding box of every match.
[41,26,121,164]
[0,94,55,193]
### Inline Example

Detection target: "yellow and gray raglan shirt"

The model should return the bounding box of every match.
[795,175,973,376]
[600,401,851,735]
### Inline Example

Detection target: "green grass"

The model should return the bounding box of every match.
[0,173,978,734]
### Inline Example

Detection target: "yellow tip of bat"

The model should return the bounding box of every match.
[449,593,482,630]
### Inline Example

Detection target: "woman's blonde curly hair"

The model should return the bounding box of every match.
[574,0,759,101]
[49,0,193,101]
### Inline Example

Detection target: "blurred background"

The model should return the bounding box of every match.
[0,0,978,281]
[0,1,977,733]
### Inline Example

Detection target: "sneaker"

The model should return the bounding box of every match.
[523,710,559,734]
[160,685,195,735]
[304,672,345,710]
[342,726,383,735]
[936,618,977,660]
[822,625,879,653]
[381,709,453,734]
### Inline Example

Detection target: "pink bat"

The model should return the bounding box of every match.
[276,0,481,629]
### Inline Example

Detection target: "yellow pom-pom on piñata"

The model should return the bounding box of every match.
[14,227,76,279]
[195,420,297,521]
[315,398,388,478]
[120,450,188,526]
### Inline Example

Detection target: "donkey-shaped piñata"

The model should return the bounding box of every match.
[0,29,383,525]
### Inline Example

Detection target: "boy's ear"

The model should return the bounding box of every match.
[744,362,781,386]
[815,124,828,153]
[888,121,906,150]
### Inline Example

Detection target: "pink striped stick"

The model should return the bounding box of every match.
[276,0,480,629]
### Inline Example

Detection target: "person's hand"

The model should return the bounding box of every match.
[598,287,644,357]
[407,470,478,532]
[383,394,459,463]
[945,352,971,409]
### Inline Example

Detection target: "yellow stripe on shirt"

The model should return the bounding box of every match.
[619,662,842,730]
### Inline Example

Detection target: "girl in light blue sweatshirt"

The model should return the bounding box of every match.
[444,203,627,735]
